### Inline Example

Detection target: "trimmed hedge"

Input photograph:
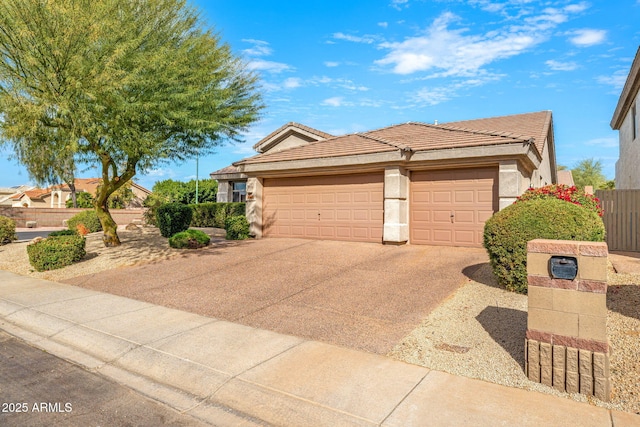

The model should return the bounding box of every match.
[27,235,86,272]
[156,203,193,237]
[48,229,78,237]
[516,185,603,216]
[189,202,245,228]
[168,229,211,249]
[0,215,17,245]
[483,198,605,294]
[225,215,250,240]
[67,210,102,234]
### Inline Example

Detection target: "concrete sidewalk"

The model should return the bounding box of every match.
[0,271,637,426]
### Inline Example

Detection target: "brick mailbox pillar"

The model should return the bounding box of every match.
[525,239,610,401]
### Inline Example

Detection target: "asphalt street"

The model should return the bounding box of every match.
[0,330,209,427]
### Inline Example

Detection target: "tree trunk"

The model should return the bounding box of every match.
[69,182,77,208]
[95,203,120,246]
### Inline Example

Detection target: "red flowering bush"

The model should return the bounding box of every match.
[516,185,603,217]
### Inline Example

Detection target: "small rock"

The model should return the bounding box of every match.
[29,236,44,245]
[125,223,141,231]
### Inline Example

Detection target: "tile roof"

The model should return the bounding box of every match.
[236,111,551,165]
[210,165,242,175]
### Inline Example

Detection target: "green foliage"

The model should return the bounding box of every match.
[148,179,217,205]
[0,215,17,245]
[168,229,211,249]
[156,203,193,238]
[516,185,603,216]
[189,203,246,228]
[48,229,77,237]
[483,198,605,294]
[27,235,86,271]
[571,158,608,190]
[0,0,262,246]
[66,191,94,208]
[67,210,103,234]
[225,215,250,240]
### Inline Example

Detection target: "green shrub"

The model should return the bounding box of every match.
[0,215,17,245]
[156,203,193,237]
[483,198,605,294]
[225,215,250,240]
[189,202,246,228]
[27,235,86,272]
[48,229,77,237]
[67,210,102,234]
[516,185,603,216]
[168,229,211,249]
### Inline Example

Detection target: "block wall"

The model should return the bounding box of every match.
[525,239,610,401]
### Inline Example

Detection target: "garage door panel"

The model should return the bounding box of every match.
[433,192,451,203]
[263,174,383,243]
[411,168,497,247]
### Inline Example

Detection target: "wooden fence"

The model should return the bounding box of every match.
[596,190,640,252]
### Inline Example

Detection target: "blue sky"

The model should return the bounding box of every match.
[1,0,639,190]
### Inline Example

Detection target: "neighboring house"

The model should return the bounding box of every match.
[223,110,556,248]
[0,185,34,206]
[612,46,640,189]
[9,178,151,209]
[211,122,334,202]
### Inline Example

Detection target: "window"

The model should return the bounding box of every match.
[232,182,246,202]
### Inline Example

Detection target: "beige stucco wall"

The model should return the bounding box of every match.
[266,133,314,153]
[616,97,639,189]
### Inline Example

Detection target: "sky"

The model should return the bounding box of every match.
[1,0,639,190]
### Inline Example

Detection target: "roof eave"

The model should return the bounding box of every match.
[611,47,640,130]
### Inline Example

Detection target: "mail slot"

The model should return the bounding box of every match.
[549,256,578,280]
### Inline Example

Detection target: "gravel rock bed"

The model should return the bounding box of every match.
[0,227,183,282]
[388,262,640,415]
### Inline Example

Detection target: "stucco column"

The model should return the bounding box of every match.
[383,166,409,244]
[216,181,230,203]
[499,161,526,210]
[245,177,263,238]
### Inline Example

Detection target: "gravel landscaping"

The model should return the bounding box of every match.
[388,262,640,415]
[1,228,638,415]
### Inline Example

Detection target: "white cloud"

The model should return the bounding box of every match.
[333,32,377,44]
[146,168,176,178]
[564,2,590,13]
[324,61,340,67]
[283,77,302,89]
[413,86,455,106]
[241,39,272,56]
[378,22,389,28]
[242,39,293,74]
[247,59,292,74]
[322,97,348,107]
[597,70,628,90]
[584,137,618,148]
[546,59,578,71]
[390,0,409,10]
[569,29,607,46]
[375,12,537,76]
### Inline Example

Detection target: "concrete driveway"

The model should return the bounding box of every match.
[64,238,488,354]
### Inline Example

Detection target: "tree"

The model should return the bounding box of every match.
[0,0,262,246]
[147,178,217,205]
[571,158,608,190]
[66,191,94,209]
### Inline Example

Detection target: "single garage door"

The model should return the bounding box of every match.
[263,173,383,242]
[410,168,497,247]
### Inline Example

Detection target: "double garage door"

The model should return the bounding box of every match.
[262,168,497,247]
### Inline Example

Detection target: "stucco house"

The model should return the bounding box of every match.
[9,178,151,209]
[612,46,640,189]
[213,110,557,247]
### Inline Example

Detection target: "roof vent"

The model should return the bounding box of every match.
[434,120,438,125]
